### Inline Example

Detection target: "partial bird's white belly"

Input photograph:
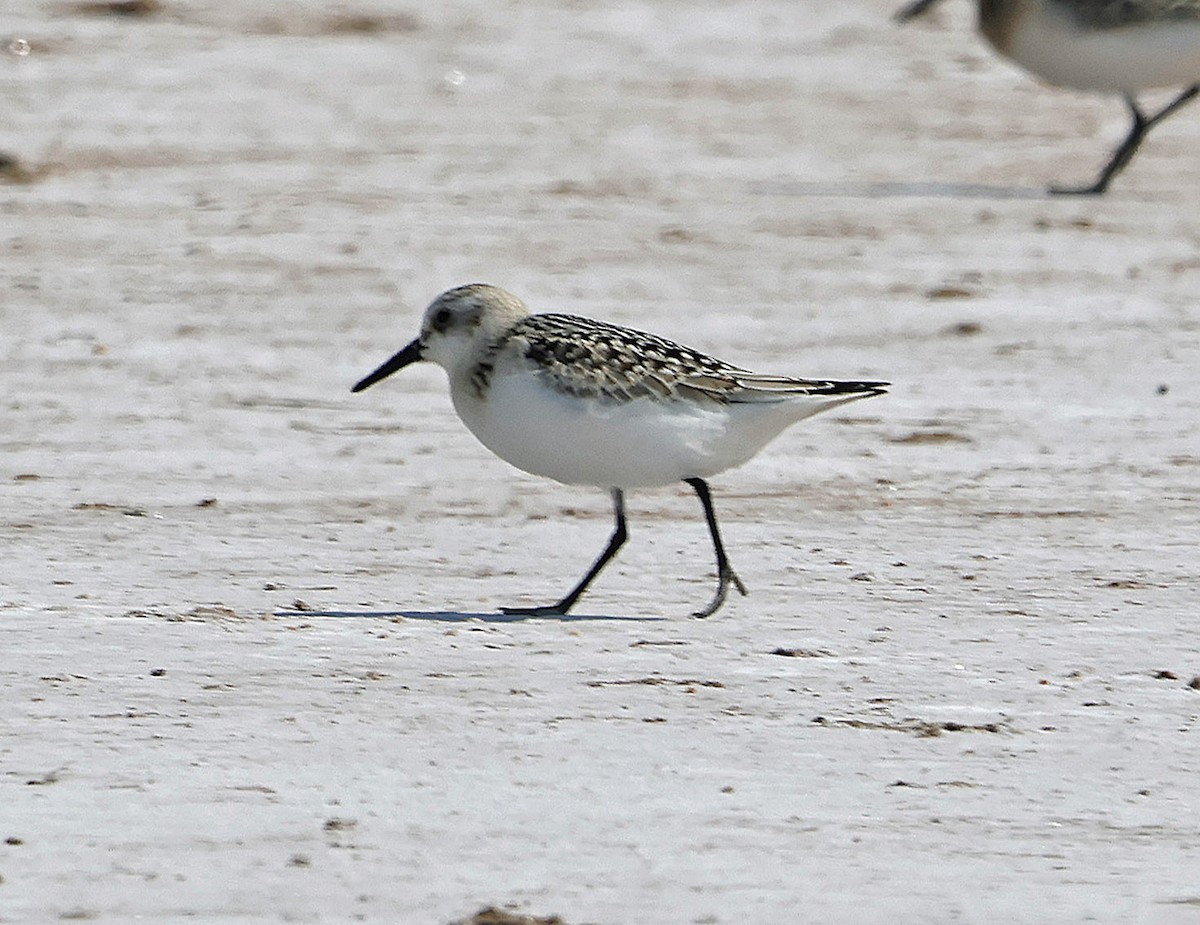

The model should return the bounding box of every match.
[451,369,800,489]
[1001,5,1200,93]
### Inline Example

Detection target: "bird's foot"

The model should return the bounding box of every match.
[499,602,570,617]
[1048,180,1106,197]
[692,567,748,619]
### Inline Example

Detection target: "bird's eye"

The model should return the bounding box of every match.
[433,308,452,330]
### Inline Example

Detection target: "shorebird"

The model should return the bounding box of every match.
[352,284,887,617]
[896,0,1200,194]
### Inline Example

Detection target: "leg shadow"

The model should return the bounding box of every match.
[272,608,665,623]
[748,179,1049,200]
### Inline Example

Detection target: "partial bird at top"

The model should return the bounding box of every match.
[896,0,1200,194]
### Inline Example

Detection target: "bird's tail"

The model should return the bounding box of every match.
[727,376,889,402]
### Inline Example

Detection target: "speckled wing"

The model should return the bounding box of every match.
[483,313,887,405]
[493,313,748,402]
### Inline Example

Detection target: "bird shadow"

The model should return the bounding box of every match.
[272,608,664,623]
[748,179,1050,200]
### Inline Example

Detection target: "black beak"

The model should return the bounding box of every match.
[351,338,424,393]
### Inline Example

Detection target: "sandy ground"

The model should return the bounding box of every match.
[3,0,1200,922]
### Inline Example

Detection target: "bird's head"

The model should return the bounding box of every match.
[351,283,529,392]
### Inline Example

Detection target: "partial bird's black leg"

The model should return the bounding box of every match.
[893,0,944,23]
[684,478,748,618]
[500,488,627,616]
[1051,87,1200,196]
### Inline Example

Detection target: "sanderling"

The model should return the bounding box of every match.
[896,0,1200,194]
[352,284,887,618]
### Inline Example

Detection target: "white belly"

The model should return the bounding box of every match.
[1001,4,1200,93]
[450,368,806,489]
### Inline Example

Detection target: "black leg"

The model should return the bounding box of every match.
[500,488,627,616]
[1051,86,1200,196]
[893,0,943,23]
[684,478,748,618]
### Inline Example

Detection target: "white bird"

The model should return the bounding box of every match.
[896,0,1200,194]
[352,284,887,617]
